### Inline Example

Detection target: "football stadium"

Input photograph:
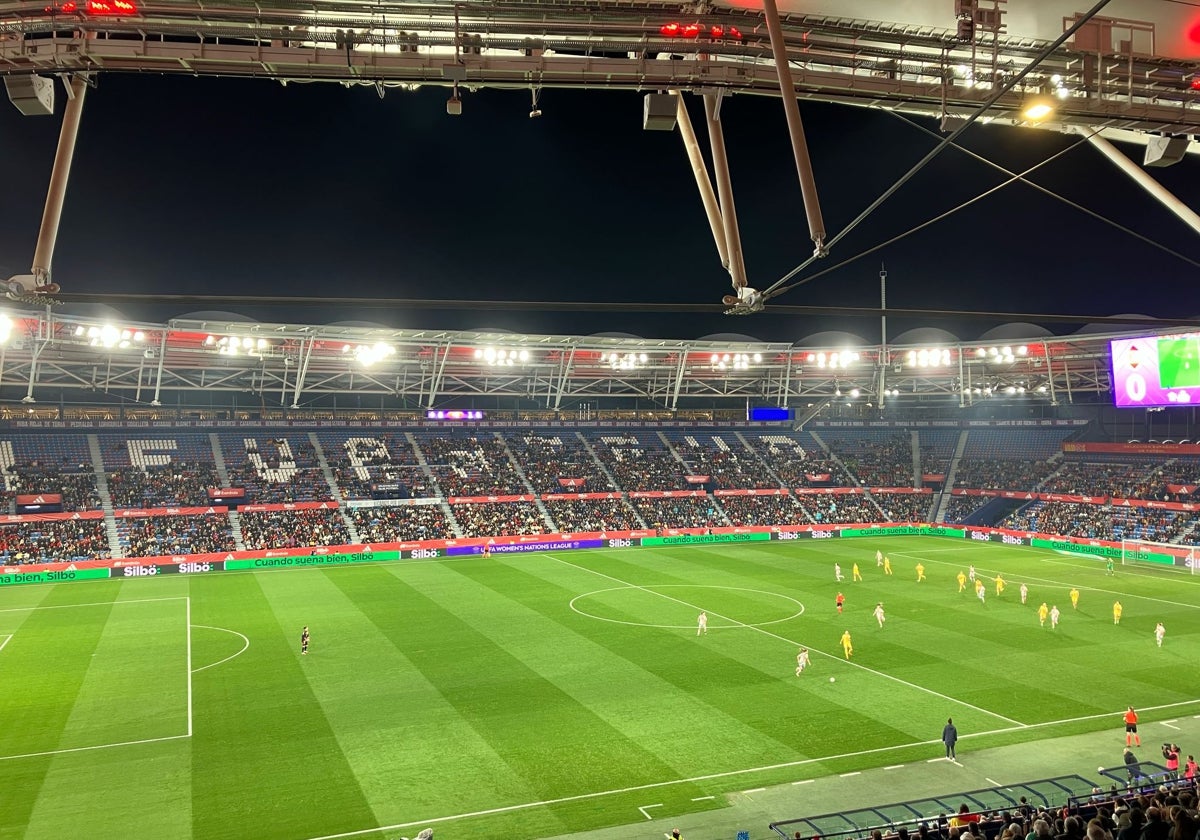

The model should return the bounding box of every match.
[3,1,1200,839]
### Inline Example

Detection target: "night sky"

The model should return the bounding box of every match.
[0,72,1197,343]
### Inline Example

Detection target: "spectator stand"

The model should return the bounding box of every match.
[816,429,915,488]
[714,490,806,527]
[345,500,453,542]
[769,775,1100,840]
[449,498,551,539]
[543,495,639,532]
[220,433,331,504]
[660,429,779,489]
[413,430,530,497]
[239,505,351,550]
[114,507,235,558]
[584,431,688,491]
[99,434,224,509]
[0,516,111,564]
[628,491,726,529]
[314,429,430,501]
[743,430,851,488]
[1,433,99,512]
[505,432,616,494]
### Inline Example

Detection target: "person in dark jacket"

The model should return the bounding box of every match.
[943,718,959,759]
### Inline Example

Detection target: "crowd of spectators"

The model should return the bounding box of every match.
[590,435,687,491]
[953,458,1059,491]
[672,437,778,489]
[106,463,224,509]
[717,494,805,527]
[3,465,101,512]
[118,515,235,557]
[544,499,638,532]
[0,519,110,563]
[349,505,451,542]
[225,436,332,504]
[798,494,879,524]
[451,502,550,538]
[507,434,617,494]
[1002,502,1193,543]
[1145,459,1200,502]
[326,434,432,500]
[630,496,721,529]
[1041,461,1156,498]
[743,434,851,488]
[422,435,528,497]
[827,434,914,487]
[836,783,1200,840]
[239,509,351,550]
[942,495,991,524]
[874,493,933,522]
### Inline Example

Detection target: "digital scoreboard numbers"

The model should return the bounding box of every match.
[1111,334,1200,407]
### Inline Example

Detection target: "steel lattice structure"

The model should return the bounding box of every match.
[0,307,1126,411]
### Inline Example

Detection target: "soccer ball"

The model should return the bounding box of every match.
[1098,766,1105,773]
[829,677,836,683]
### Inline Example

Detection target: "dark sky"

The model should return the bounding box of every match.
[0,73,1197,343]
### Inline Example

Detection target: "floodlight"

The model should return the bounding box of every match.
[975,348,986,357]
[640,353,648,363]
[133,331,145,342]
[1017,345,1028,356]
[849,388,860,398]
[74,326,84,337]
[753,353,761,363]
[1021,95,1054,121]
[519,349,529,361]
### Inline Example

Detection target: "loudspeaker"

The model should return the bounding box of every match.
[1144,135,1190,168]
[643,93,677,131]
[4,75,54,116]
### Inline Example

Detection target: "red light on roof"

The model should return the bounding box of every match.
[682,23,701,38]
[710,25,724,38]
[1191,76,1200,91]
[729,25,743,40]
[85,0,138,15]
[659,22,681,37]
[60,0,76,10]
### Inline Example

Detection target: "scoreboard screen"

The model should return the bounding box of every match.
[1111,334,1200,407]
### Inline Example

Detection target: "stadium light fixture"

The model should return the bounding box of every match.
[806,350,858,369]
[343,342,395,367]
[210,335,268,357]
[84,324,147,350]
[473,346,531,367]
[1021,93,1054,121]
[600,351,649,371]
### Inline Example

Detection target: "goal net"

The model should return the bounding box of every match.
[1120,538,1198,572]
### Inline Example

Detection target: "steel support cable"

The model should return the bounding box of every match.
[755,0,1115,304]
[883,110,1200,272]
[759,128,1100,300]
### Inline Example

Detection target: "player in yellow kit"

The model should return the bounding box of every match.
[1069,588,1080,609]
[994,574,1006,596]
[1038,602,1049,627]
[852,562,863,582]
[883,556,893,575]
[840,630,854,659]
[1113,601,1123,625]
[916,562,926,582]
[956,570,967,592]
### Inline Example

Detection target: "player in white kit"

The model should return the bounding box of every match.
[697,612,707,635]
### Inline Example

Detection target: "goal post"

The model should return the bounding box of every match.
[1120,538,1198,571]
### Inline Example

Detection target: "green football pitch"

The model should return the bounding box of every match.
[1,536,1198,840]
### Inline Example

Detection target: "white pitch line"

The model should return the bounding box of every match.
[637,804,662,820]
[185,597,193,738]
[691,796,715,802]
[884,765,905,770]
[190,625,251,673]
[1162,721,1182,730]
[0,634,11,654]
[986,777,1001,786]
[839,772,861,778]
[0,733,189,762]
[793,779,815,786]
[927,757,947,763]
[0,595,187,613]
[743,788,766,794]
[549,555,1024,726]
[889,551,1200,612]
